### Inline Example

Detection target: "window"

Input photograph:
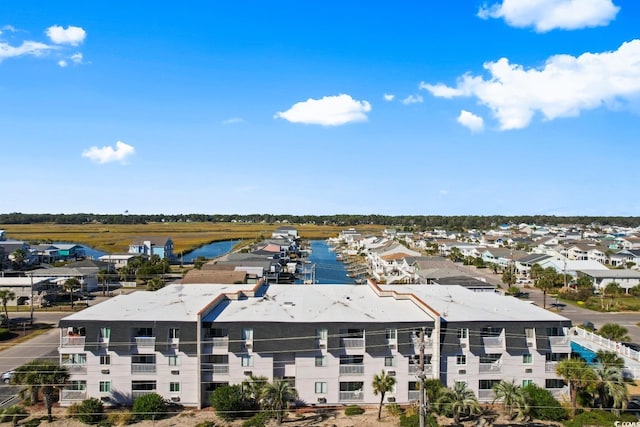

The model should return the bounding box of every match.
[241,355,253,367]
[135,327,153,337]
[99,381,111,393]
[99,355,111,365]
[315,382,328,394]
[209,328,228,338]
[169,328,180,339]
[478,379,500,390]
[99,327,111,339]
[169,382,180,393]
[70,380,86,391]
[132,380,156,392]
[522,379,534,387]
[524,328,535,339]
[385,328,397,340]
[384,356,395,367]
[168,355,180,366]
[457,328,468,339]
[545,379,566,389]
[316,328,328,340]
[242,328,253,340]
[315,356,327,367]
[523,354,533,365]
[456,355,467,365]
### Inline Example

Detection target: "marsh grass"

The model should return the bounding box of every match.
[2,223,385,254]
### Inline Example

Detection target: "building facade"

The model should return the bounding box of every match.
[58,281,571,408]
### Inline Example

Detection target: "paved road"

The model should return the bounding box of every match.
[461,263,640,344]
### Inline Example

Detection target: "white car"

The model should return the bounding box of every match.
[1,370,14,383]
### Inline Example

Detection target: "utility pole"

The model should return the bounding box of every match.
[419,327,426,427]
[29,273,34,327]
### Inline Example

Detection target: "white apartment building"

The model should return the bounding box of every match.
[57,280,571,408]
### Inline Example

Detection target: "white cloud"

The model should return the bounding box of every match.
[274,94,371,126]
[383,93,395,101]
[222,117,244,125]
[46,25,86,46]
[478,0,619,32]
[422,40,640,130]
[57,60,67,67]
[457,110,485,132]
[70,52,83,64]
[0,25,16,35]
[402,94,423,105]
[82,141,135,164]
[0,40,54,61]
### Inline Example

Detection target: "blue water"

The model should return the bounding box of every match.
[307,240,355,285]
[181,240,240,262]
[570,341,597,364]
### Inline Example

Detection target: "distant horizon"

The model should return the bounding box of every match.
[2,1,640,216]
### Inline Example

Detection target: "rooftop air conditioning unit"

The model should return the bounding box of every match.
[171,370,179,375]
[101,369,110,374]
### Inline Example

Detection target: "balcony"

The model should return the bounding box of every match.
[478,389,494,401]
[339,365,364,375]
[133,337,156,353]
[61,336,86,348]
[206,364,230,375]
[549,336,571,352]
[339,391,364,401]
[61,389,87,401]
[202,337,229,354]
[131,364,157,374]
[408,364,432,375]
[479,362,502,373]
[64,364,87,375]
[545,362,558,373]
[341,338,364,349]
[482,336,504,352]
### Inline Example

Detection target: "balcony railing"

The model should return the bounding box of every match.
[210,337,229,348]
[134,337,156,348]
[339,365,364,375]
[482,336,504,350]
[478,389,494,400]
[64,364,87,375]
[132,390,155,400]
[545,362,558,373]
[479,362,502,373]
[408,364,432,375]
[61,336,86,348]
[61,389,87,401]
[131,364,157,374]
[339,391,364,401]
[341,338,365,348]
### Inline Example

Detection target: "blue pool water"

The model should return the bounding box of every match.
[570,341,597,364]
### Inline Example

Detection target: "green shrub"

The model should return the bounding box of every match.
[0,405,29,426]
[242,412,272,427]
[68,398,105,424]
[523,384,567,421]
[399,413,438,427]
[386,402,403,416]
[132,392,167,420]
[210,385,251,421]
[344,405,364,416]
[562,409,637,427]
[0,327,11,340]
[106,410,136,426]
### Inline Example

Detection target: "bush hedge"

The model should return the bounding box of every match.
[344,405,364,416]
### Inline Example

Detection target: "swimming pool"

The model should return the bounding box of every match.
[570,341,597,364]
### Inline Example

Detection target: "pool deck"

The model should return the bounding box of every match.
[572,328,640,379]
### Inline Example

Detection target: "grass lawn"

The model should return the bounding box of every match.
[0,222,386,254]
[556,293,640,312]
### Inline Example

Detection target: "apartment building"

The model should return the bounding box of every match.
[58,280,571,408]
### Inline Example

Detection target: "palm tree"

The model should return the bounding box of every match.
[492,379,522,419]
[10,248,27,269]
[535,267,557,309]
[259,379,298,424]
[598,323,631,342]
[63,277,81,309]
[372,370,396,420]
[0,289,16,325]
[594,364,628,414]
[556,357,598,417]
[12,360,69,422]
[242,374,268,406]
[435,382,481,424]
[595,350,624,369]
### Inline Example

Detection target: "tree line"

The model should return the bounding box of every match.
[2,213,640,228]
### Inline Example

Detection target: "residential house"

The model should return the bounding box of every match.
[57,280,571,408]
[97,254,144,270]
[129,237,174,260]
[29,266,99,292]
[53,244,86,261]
[576,270,640,294]
[271,226,298,239]
[0,277,53,307]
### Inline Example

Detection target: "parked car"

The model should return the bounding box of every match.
[622,342,640,352]
[514,292,530,299]
[1,370,14,384]
[582,320,596,331]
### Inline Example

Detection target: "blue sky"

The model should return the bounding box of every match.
[1,0,640,216]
